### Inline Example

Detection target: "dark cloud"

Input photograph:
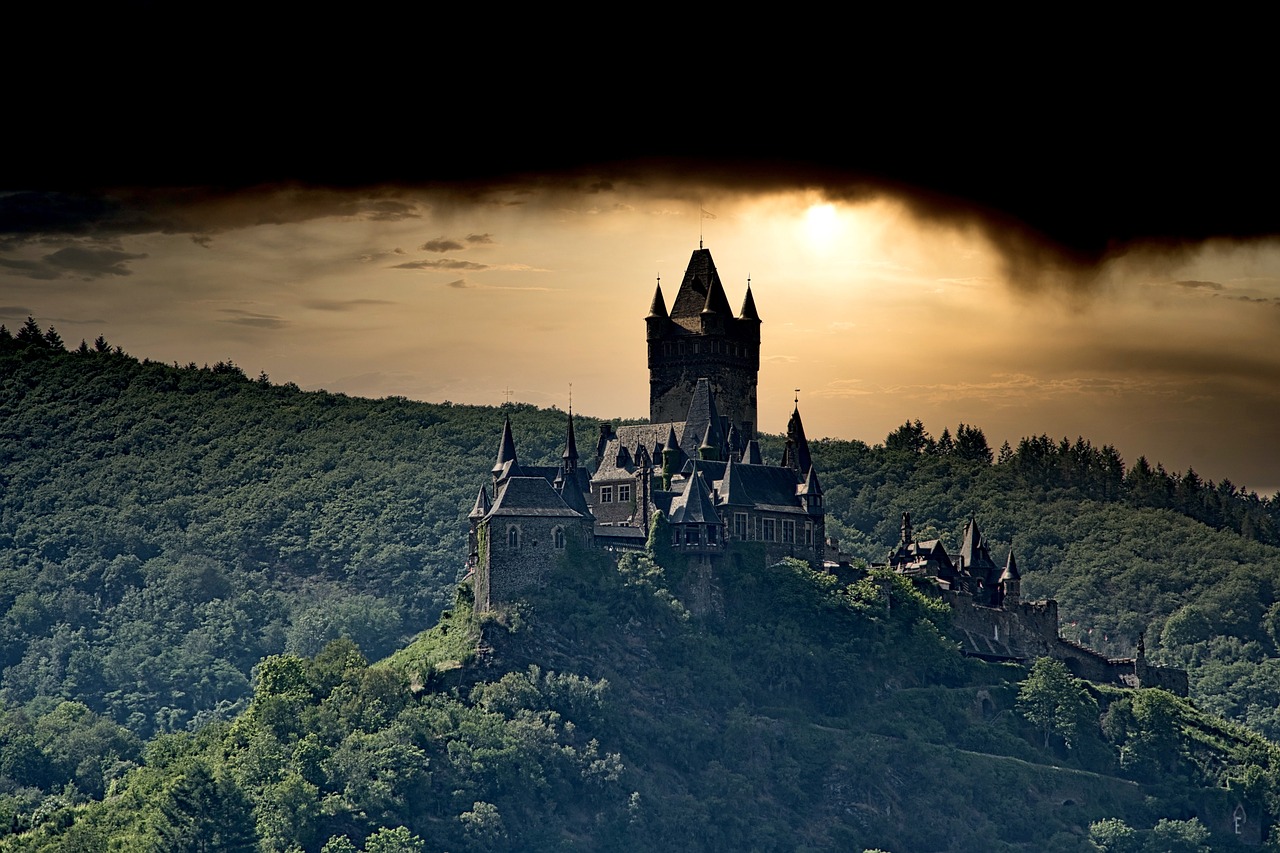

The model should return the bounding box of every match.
[219,309,288,329]
[301,298,395,312]
[391,259,489,271]
[365,200,421,221]
[420,238,465,252]
[446,279,472,289]
[1174,280,1225,290]
[0,257,60,280]
[191,234,213,248]
[0,245,148,280]
[0,305,35,318]
[466,233,493,245]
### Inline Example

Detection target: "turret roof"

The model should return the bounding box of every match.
[669,466,721,525]
[647,281,668,319]
[670,248,723,318]
[469,485,491,519]
[492,414,519,478]
[739,284,760,321]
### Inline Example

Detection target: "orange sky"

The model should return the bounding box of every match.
[3,173,1280,494]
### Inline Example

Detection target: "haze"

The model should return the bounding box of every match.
[3,176,1279,495]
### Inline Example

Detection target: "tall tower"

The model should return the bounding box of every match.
[646,247,761,437]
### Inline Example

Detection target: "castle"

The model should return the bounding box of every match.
[464,244,1187,696]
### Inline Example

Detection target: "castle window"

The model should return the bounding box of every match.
[782,519,795,544]
[508,526,519,549]
[618,484,631,503]
[599,486,613,503]
[734,513,748,539]
[554,527,565,549]
[762,518,776,542]
[684,527,699,545]
[707,524,718,544]
[805,522,813,546]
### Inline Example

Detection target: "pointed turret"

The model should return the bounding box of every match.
[647,281,668,319]
[492,415,518,479]
[562,410,579,475]
[1000,550,1020,582]
[669,465,722,527]
[781,404,813,476]
[698,423,719,461]
[1000,549,1021,605]
[469,484,491,519]
[700,272,733,316]
[739,283,760,321]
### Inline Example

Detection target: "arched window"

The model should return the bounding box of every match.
[508,526,519,549]
[554,527,565,549]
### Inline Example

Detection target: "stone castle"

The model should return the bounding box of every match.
[464,244,1187,696]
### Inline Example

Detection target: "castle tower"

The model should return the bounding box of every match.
[647,248,760,438]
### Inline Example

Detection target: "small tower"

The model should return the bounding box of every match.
[999,550,1021,606]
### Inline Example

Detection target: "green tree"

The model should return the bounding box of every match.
[1016,657,1098,750]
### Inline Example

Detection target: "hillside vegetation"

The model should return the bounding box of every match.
[5,321,1280,848]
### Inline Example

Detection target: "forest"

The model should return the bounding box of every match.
[4,319,1280,850]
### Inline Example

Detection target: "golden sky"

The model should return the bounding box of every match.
[3,173,1280,494]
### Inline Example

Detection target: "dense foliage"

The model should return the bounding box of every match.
[0,323,583,738]
[6,320,1280,848]
[4,547,1278,851]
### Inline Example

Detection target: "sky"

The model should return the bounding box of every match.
[3,14,1276,492]
[3,171,1280,496]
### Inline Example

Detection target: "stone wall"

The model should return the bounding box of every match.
[478,516,589,611]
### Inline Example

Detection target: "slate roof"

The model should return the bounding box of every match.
[739,284,760,321]
[647,282,668,319]
[670,248,723,320]
[595,422,685,481]
[488,477,584,518]
[669,467,721,525]
[469,485,491,519]
[680,378,723,460]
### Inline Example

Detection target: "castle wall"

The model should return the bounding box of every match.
[479,516,588,611]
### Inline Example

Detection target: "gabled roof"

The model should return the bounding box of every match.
[711,461,806,512]
[595,422,685,481]
[488,476,583,518]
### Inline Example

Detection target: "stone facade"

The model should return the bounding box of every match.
[874,513,1189,695]
[464,240,1186,703]
[469,245,824,610]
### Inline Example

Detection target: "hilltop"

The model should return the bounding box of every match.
[6,323,1280,848]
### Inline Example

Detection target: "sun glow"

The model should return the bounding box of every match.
[803,203,840,248]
